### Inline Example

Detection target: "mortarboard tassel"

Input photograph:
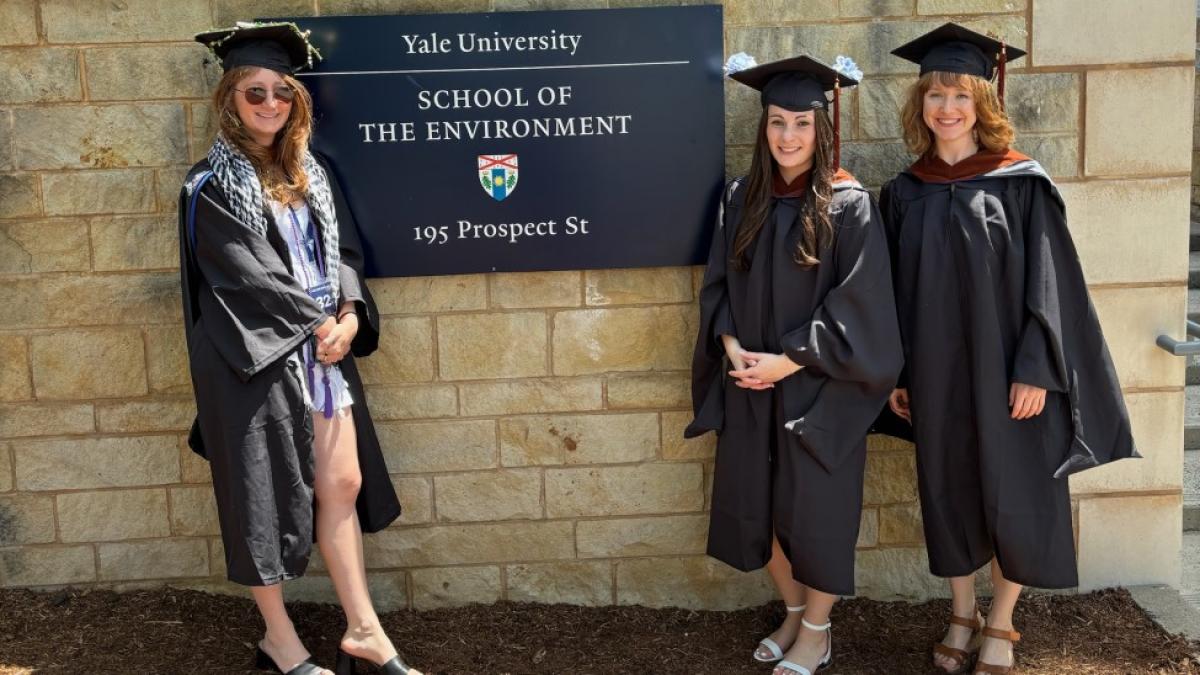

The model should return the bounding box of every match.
[997,43,1007,112]
[833,79,841,169]
[322,368,334,419]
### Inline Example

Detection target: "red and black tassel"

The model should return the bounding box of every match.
[997,43,1008,111]
[833,79,842,169]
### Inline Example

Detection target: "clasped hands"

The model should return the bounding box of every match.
[722,335,802,390]
[315,308,358,366]
[724,333,1049,417]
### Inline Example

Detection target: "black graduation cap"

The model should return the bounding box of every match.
[728,54,860,167]
[891,22,1025,105]
[195,21,322,74]
[729,55,859,113]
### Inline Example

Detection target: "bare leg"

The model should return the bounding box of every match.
[754,536,809,660]
[312,412,421,674]
[774,589,835,675]
[251,584,332,674]
[933,573,978,672]
[980,558,1022,667]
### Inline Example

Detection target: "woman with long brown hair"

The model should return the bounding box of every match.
[687,54,902,675]
[181,23,420,675]
[881,23,1137,675]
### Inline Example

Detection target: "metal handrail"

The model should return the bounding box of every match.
[1155,320,1200,356]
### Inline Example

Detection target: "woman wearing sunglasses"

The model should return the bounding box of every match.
[181,23,420,675]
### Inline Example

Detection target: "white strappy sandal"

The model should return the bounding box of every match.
[774,617,832,675]
[753,604,806,663]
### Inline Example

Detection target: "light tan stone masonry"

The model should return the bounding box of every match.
[0,0,1191,608]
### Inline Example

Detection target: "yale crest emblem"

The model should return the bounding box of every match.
[478,154,518,201]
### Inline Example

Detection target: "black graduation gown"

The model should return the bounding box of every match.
[178,154,401,586]
[687,174,903,596]
[880,159,1138,588]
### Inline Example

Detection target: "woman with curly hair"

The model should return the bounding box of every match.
[881,23,1137,675]
[181,23,420,675]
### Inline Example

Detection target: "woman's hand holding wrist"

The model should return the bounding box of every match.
[728,350,802,389]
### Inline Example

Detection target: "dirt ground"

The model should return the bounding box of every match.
[0,586,1195,674]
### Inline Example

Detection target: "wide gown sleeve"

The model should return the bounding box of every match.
[781,190,905,472]
[1018,178,1138,476]
[779,190,903,388]
[685,181,738,438]
[879,182,908,389]
[190,187,328,382]
[1010,178,1070,392]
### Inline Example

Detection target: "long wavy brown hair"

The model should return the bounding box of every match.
[900,70,1015,157]
[732,107,836,270]
[212,65,314,202]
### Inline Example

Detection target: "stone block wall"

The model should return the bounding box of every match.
[0,0,1192,609]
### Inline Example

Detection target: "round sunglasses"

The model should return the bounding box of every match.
[234,85,295,106]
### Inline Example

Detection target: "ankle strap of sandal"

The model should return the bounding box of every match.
[801,617,831,632]
[948,612,982,630]
[981,626,1021,643]
[785,604,807,613]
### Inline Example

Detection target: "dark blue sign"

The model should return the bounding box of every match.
[289,6,725,278]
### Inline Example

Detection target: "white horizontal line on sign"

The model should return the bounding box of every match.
[297,60,691,76]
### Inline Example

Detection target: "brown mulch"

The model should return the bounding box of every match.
[0,587,1195,674]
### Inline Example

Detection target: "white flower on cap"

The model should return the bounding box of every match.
[833,55,863,82]
[723,52,758,77]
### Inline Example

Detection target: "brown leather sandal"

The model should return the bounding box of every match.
[973,626,1021,674]
[932,607,983,675]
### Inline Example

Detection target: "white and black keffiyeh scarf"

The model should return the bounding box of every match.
[207,133,342,300]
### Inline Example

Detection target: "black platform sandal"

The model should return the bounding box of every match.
[254,643,328,675]
[335,647,417,675]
